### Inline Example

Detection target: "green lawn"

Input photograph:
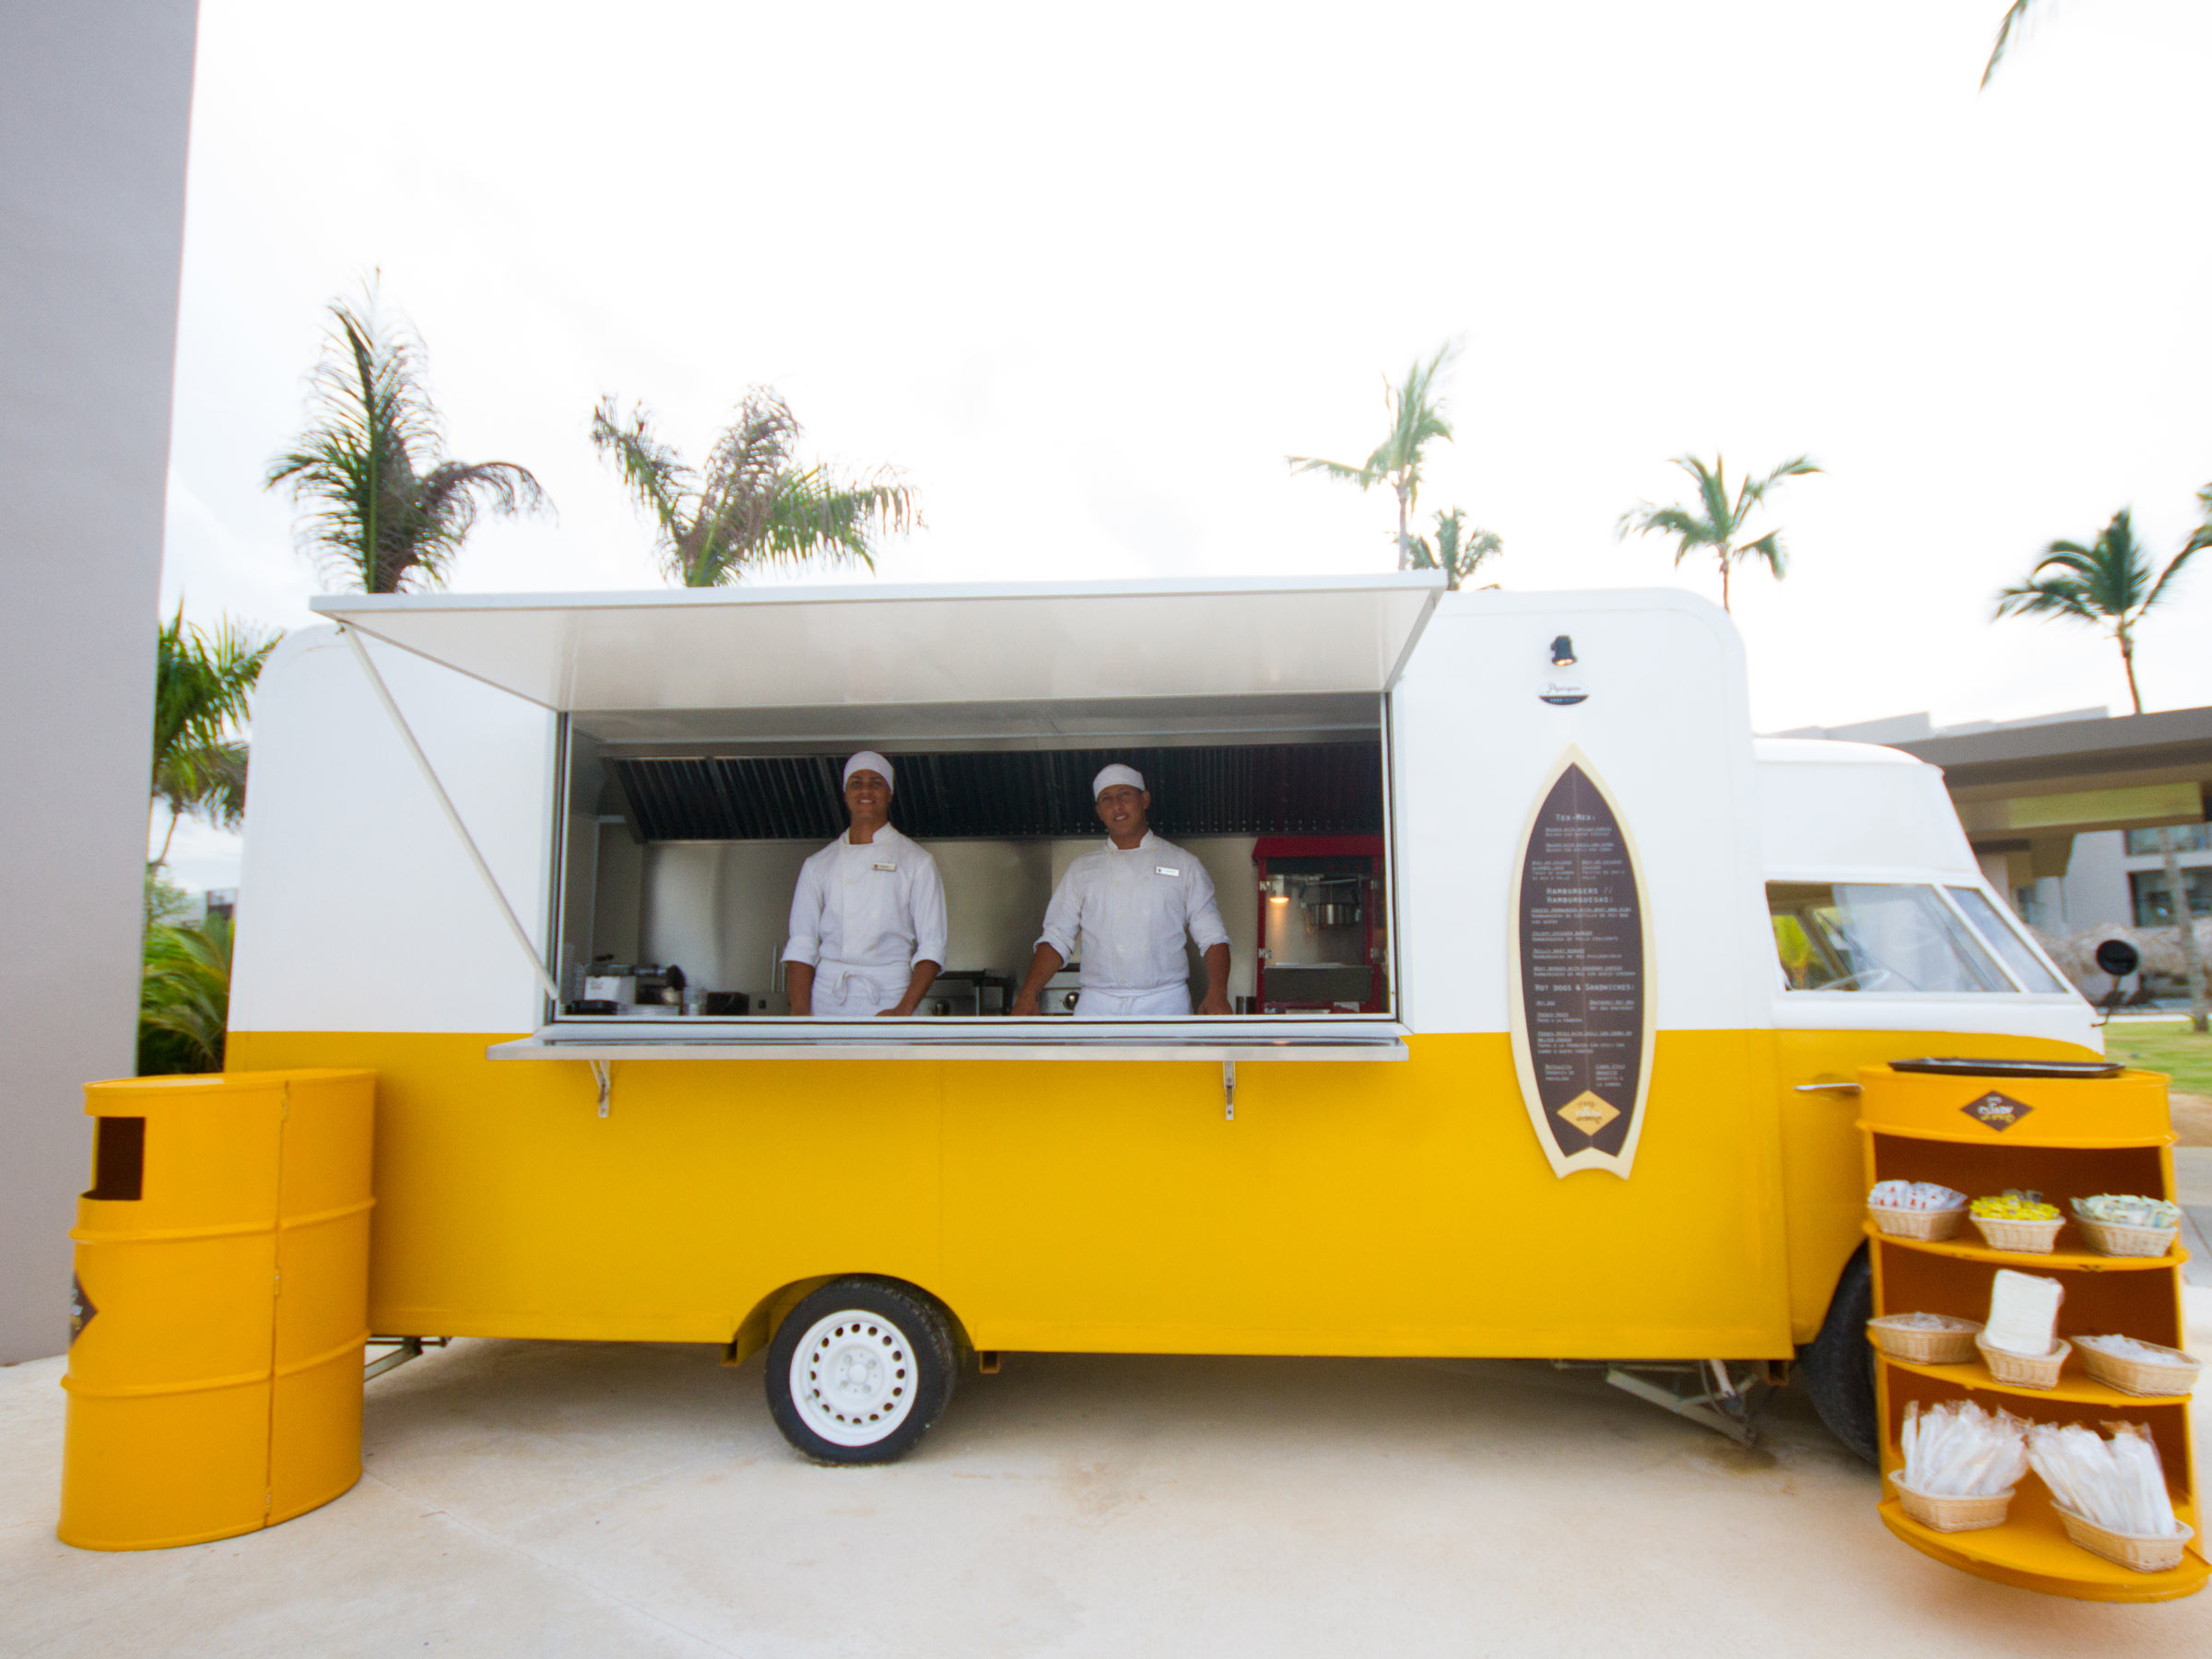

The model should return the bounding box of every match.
[2103,1019,2212,1094]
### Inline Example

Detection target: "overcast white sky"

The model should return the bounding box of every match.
[158,0,2212,889]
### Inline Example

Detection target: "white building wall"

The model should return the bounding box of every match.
[0,8,199,1360]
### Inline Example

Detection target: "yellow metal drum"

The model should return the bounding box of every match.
[59,1069,374,1551]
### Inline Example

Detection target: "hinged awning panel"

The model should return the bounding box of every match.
[311,576,1444,714]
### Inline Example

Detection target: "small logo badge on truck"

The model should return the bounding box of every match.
[1960,1091,2033,1132]
[1557,1090,1621,1136]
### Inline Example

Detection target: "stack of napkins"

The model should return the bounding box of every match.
[1983,1269,2064,1357]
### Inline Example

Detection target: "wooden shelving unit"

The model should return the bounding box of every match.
[1861,1063,2206,1603]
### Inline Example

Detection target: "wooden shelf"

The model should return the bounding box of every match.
[1865,1223,2187,1273]
[1882,1356,2193,1408]
[1877,1499,2207,1603]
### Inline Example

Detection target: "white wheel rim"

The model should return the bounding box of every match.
[788,1308,920,1447]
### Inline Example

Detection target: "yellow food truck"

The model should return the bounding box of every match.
[228,577,2100,1467]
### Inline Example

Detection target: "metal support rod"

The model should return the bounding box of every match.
[592,1059,612,1119]
[364,1335,448,1382]
[341,626,560,1004]
[1604,1366,1759,1445]
[1223,1060,1236,1121]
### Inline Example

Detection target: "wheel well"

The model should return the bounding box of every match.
[724,1274,971,1369]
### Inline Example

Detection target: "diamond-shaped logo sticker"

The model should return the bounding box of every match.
[1960,1091,2033,1133]
[69,1273,97,1347]
[1557,1090,1621,1137]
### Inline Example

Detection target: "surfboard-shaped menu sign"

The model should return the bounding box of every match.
[1508,747,1656,1180]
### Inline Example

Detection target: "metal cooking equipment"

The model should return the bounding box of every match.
[1039,968,1084,1016]
[917,971,1015,1018]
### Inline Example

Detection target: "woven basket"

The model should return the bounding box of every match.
[1868,1205,1966,1241]
[1976,1334,2070,1389]
[1970,1214,2065,1253]
[2074,1217,2180,1259]
[1889,1476,2015,1533]
[1866,1315,1983,1365]
[2054,1510,2194,1574]
[2077,1339,2202,1398]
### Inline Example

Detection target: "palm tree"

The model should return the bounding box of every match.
[591,390,921,586]
[266,291,548,593]
[1616,453,1821,613]
[1994,507,2207,1030]
[152,606,280,866]
[1406,508,1502,590]
[1288,343,1462,571]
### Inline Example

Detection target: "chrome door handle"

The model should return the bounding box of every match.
[1793,1081,1861,1094]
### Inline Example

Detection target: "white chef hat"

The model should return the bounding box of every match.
[842,750,894,793]
[1092,763,1146,798]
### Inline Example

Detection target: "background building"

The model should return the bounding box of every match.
[1780,705,2212,993]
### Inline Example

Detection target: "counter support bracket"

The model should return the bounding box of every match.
[1223,1060,1235,1121]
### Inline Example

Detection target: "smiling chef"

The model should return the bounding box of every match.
[1011,764,1233,1018]
[782,752,947,1018]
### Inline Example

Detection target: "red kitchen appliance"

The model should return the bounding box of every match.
[1253,835,1385,1013]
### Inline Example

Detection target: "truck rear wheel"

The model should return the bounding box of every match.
[1800,1245,1877,1465]
[765,1277,957,1465]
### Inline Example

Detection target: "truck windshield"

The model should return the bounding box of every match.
[1768,883,2013,994]
[1944,887,2069,994]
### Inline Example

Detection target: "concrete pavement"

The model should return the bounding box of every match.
[4,1298,2207,1657]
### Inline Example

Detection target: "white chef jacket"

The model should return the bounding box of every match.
[782,827,947,1011]
[1037,831,1230,996]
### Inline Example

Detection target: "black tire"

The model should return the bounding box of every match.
[1800,1245,1878,1465]
[765,1277,958,1465]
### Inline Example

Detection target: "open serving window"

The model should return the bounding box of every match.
[312,576,1441,1060]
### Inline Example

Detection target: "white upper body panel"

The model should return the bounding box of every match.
[1389,588,1771,1036]
[1754,738,1980,882]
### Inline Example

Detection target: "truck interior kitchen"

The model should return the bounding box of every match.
[559,710,1394,1021]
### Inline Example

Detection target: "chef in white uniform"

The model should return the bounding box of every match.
[782,752,947,1018]
[1011,764,1233,1018]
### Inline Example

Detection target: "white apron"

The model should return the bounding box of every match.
[810,961,909,1018]
[1074,983,1192,1018]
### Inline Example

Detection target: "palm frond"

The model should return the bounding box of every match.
[2141,540,2203,614]
[1993,575,2099,624]
[1286,454,1379,488]
[156,739,250,832]
[1742,529,1787,578]
[1981,0,2045,88]
[139,914,233,1074]
[591,396,697,583]
[1617,504,1712,548]
[1746,455,1821,508]
[1673,455,1732,535]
